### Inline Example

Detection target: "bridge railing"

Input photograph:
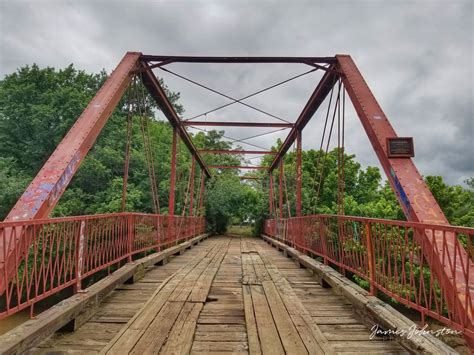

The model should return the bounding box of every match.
[0,213,205,319]
[264,215,473,341]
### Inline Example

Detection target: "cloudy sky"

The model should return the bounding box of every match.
[1,0,472,185]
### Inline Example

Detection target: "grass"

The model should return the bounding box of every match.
[227,225,253,237]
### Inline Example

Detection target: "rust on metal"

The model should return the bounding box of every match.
[183,121,293,128]
[199,149,275,155]
[208,165,268,170]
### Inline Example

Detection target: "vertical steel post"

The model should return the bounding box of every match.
[168,127,178,242]
[169,127,178,216]
[128,214,134,261]
[269,173,274,217]
[75,220,86,293]
[296,129,302,217]
[365,222,376,295]
[198,170,205,215]
[279,160,284,219]
[188,157,195,216]
[121,112,132,212]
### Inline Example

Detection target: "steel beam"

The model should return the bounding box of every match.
[269,66,339,172]
[168,127,178,216]
[188,157,195,216]
[208,165,268,170]
[279,160,283,218]
[336,54,473,336]
[141,55,336,64]
[139,62,211,178]
[199,149,275,155]
[197,170,205,216]
[296,129,302,217]
[269,173,274,217]
[183,121,293,128]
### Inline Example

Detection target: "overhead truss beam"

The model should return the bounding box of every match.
[199,150,275,155]
[184,121,293,128]
[139,62,211,178]
[141,55,336,64]
[208,165,268,170]
[269,66,339,171]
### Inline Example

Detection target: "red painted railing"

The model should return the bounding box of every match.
[0,212,205,319]
[264,215,474,343]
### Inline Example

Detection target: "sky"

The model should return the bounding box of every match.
[0,0,472,185]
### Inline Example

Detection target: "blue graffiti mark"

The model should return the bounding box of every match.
[22,152,82,217]
[50,152,81,204]
[390,168,411,213]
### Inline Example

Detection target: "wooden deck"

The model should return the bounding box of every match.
[28,235,410,354]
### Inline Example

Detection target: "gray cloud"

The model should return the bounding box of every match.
[0,0,472,184]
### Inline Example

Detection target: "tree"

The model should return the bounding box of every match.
[425,176,474,227]
[0,64,186,219]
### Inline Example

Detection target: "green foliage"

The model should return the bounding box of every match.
[425,176,474,227]
[0,64,106,174]
[0,64,187,219]
[0,158,31,218]
[259,147,406,221]
[204,173,265,234]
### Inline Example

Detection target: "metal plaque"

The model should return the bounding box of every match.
[387,137,414,158]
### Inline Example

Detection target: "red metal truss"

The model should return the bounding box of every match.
[208,165,268,170]
[335,54,473,331]
[269,66,339,171]
[198,150,275,155]
[183,121,293,128]
[139,62,210,178]
[141,55,337,64]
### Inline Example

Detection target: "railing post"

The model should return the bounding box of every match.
[320,217,328,265]
[75,220,86,293]
[296,129,302,217]
[128,214,134,261]
[365,222,376,296]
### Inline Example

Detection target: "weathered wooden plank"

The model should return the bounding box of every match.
[191,341,249,352]
[130,301,184,354]
[103,244,220,354]
[197,315,246,325]
[251,253,271,283]
[194,331,247,342]
[160,302,203,355]
[261,280,308,354]
[200,308,244,316]
[331,340,411,352]
[255,243,333,354]
[196,324,246,333]
[250,285,285,354]
[311,316,362,325]
[168,241,223,302]
[242,284,262,355]
[188,239,230,302]
[242,253,257,285]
